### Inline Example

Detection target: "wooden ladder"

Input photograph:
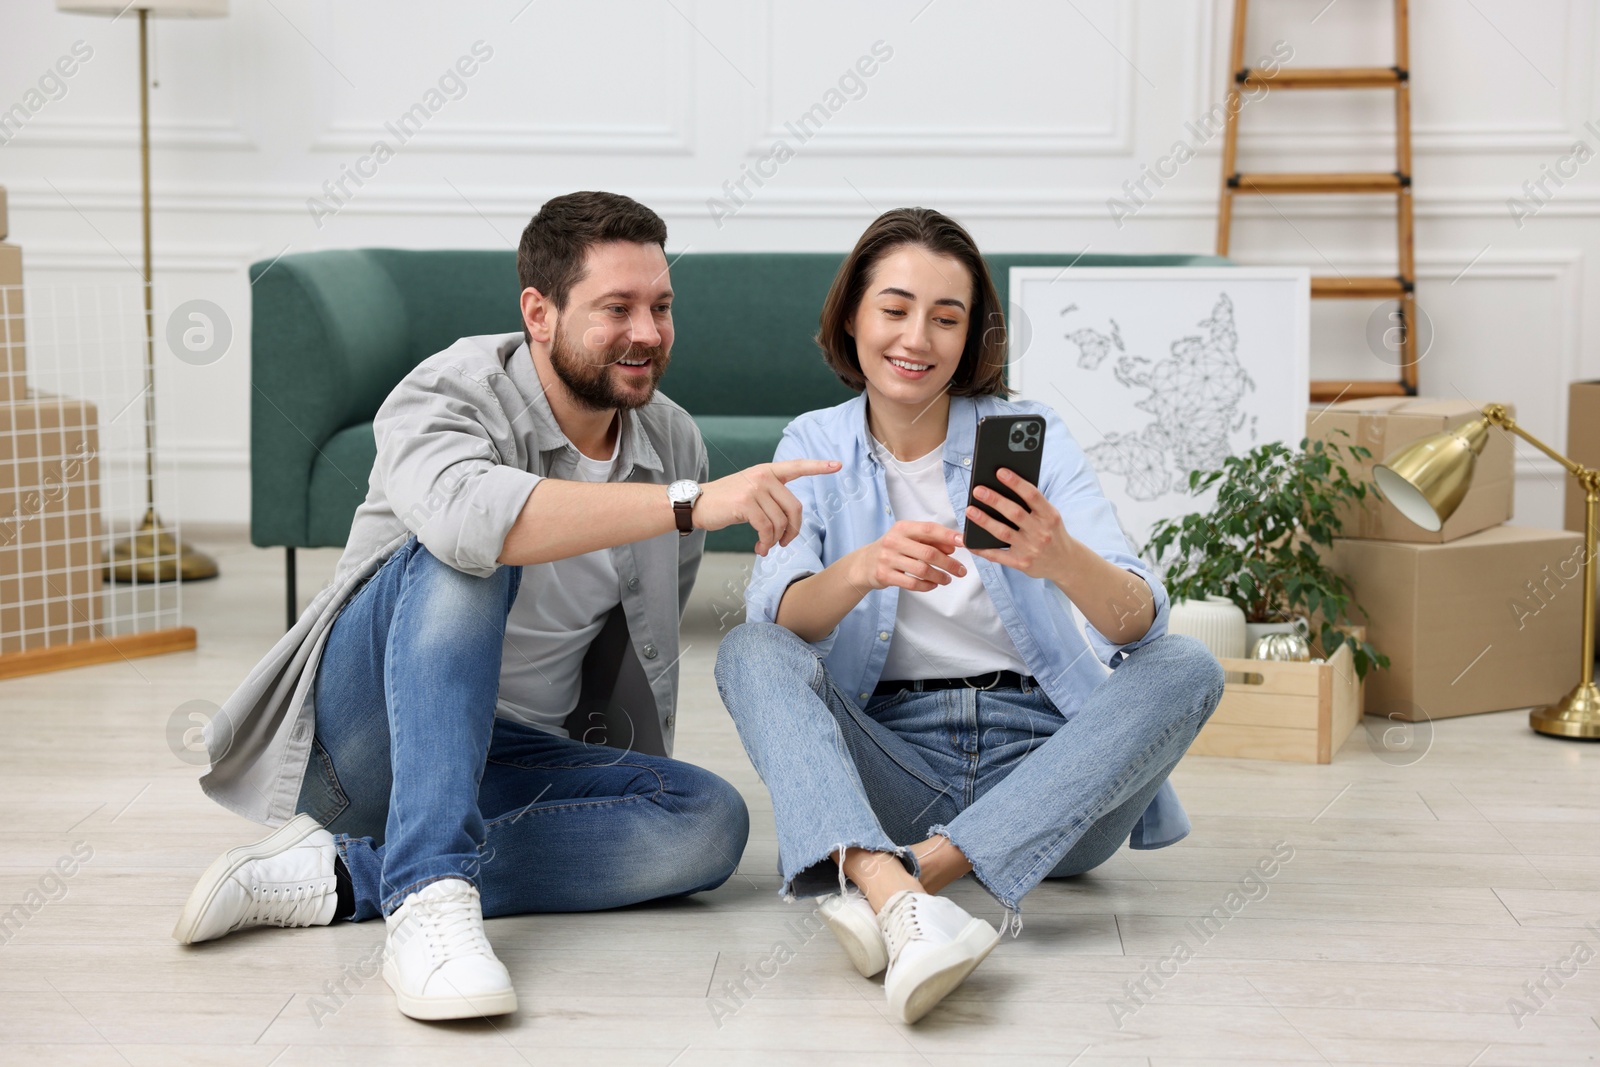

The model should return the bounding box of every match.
[1215,0,1416,401]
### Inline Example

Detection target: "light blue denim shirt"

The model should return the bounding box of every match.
[744,393,1192,849]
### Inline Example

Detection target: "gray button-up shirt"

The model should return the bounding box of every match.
[200,332,708,825]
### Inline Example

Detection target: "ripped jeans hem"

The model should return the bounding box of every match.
[778,840,920,903]
[927,823,1026,937]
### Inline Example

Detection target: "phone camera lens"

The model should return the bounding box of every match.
[1024,436,1039,450]
[1010,429,1024,444]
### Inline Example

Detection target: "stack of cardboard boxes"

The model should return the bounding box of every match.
[1307,399,1583,723]
[0,184,104,656]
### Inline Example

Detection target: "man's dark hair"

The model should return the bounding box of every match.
[517,191,668,321]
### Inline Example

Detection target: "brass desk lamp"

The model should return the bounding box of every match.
[1373,404,1599,739]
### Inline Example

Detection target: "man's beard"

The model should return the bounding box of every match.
[548,319,669,412]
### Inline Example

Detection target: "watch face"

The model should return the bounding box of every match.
[668,479,700,505]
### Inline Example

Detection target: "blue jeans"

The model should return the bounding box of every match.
[713,622,1223,912]
[297,538,750,921]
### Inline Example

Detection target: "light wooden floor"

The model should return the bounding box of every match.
[3,526,1599,1066]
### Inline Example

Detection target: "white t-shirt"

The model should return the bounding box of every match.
[496,435,622,734]
[873,437,1028,681]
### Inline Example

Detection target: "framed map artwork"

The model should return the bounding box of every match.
[1007,266,1310,557]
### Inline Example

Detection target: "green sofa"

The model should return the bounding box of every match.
[251,249,1226,625]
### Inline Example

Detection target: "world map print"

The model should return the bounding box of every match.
[1064,293,1258,501]
[1008,266,1308,558]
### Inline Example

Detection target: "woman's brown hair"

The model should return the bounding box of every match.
[816,207,1012,398]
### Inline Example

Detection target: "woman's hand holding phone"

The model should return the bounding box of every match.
[964,468,1076,583]
[846,521,967,594]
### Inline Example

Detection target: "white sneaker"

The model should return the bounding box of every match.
[382,878,517,1020]
[878,890,1000,1024]
[817,890,888,977]
[172,812,339,944]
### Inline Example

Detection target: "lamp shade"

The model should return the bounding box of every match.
[57,0,226,16]
[1372,417,1492,532]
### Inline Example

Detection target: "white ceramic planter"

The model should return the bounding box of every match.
[1168,596,1247,661]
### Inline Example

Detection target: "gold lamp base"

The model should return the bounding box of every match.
[1530,681,1600,740]
[104,511,219,584]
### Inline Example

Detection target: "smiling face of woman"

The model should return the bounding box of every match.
[848,244,974,419]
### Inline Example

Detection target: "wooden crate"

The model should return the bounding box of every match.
[1189,636,1364,764]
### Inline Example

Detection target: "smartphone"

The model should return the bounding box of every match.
[963,414,1047,550]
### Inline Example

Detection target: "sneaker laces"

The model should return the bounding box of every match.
[410,885,494,964]
[238,879,335,931]
[879,892,924,965]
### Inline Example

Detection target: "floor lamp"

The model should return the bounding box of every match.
[1374,403,1600,740]
[57,0,225,583]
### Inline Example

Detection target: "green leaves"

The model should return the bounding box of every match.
[1146,430,1388,679]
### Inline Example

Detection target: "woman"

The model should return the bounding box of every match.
[713,208,1225,1024]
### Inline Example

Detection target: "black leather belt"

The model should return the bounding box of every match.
[873,670,1036,697]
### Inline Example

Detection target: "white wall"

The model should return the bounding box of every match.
[1,0,1594,527]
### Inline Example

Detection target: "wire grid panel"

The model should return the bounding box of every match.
[0,283,183,653]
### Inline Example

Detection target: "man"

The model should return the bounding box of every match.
[175,191,838,1021]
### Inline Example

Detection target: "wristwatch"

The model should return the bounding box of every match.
[667,479,702,537]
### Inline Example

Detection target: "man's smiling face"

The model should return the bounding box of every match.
[548,240,675,412]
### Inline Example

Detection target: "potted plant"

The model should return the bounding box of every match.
[1145,433,1389,679]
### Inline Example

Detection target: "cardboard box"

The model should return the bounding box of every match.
[1330,525,1584,721]
[0,242,22,404]
[1307,397,1514,543]
[0,395,101,655]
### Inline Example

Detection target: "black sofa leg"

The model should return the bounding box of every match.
[286,547,298,631]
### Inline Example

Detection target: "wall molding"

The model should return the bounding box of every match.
[1238,125,1585,156]
[21,245,258,275]
[2,117,255,151]
[310,122,693,156]
[11,183,1600,223]
[1192,0,1599,157]
[103,445,249,470]
[749,0,1135,157]
[745,123,1133,157]
[306,6,696,157]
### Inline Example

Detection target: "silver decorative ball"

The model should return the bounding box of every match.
[1252,630,1312,662]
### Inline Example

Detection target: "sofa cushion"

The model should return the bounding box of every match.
[249,251,409,548]
[663,255,857,417]
[306,422,376,547]
[367,249,523,366]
